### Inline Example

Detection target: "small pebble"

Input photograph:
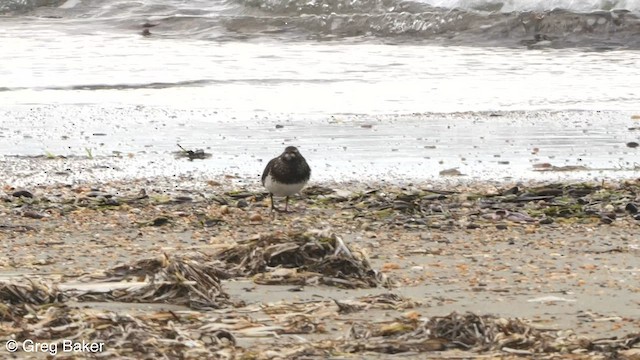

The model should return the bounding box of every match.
[150,217,170,226]
[249,213,262,222]
[625,203,638,214]
[237,199,249,208]
[12,190,33,198]
[600,216,614,224]
[23,211,44,219]
[87,191,111,198]
[104,198,120,206]
[539,218,554,225]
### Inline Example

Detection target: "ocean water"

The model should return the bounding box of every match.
[1,0,640,185]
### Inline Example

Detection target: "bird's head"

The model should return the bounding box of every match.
[282,146,300,161]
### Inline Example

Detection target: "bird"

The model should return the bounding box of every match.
[261,146,311,212]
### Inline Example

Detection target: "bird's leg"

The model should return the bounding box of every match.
[270,194,276,213]
[285,196,289,212]
[270,194,285,213]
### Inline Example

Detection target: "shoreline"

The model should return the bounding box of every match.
[1,106,639,187]
[1,177,639,358]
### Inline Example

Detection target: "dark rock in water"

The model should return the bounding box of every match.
[173,196,193,203]
[634,214,640,221]
[141,29,151,37]
[275,124,284,129]
[495,224,508,230]
[237,199,249,208]
[626,142,639,148]
[467,223,480,229]
[539,218,554,225]
[534,34,552,42]
[625,203,638,214]
[12,190,33,198]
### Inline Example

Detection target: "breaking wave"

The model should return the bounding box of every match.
[3,0,640,47]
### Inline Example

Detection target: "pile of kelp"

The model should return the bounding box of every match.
[3,180,640,233]
[216,229,388,288]
[2,276,639,358]
[304,181,640,229]
[5,229,384,310]
[310,312,640,358]
[0,230,388,358]
[0,279,237,358]
[339,312,640,355]
[75,254,232,310]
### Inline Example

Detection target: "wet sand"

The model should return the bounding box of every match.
[1,174,639,358]
[1,106,640,187]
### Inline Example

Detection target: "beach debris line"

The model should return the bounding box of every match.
[4,305,238,359]
[75,254,232,310]
[175,143,212,160]
[335,293,421,314]
[216,229,389,288]
[0,279,64,305]
[334,311,640,356]
[0,279,65,321]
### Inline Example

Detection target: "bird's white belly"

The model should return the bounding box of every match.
[264,175,306,197]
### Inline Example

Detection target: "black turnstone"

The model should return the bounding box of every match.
[261,146,311,212]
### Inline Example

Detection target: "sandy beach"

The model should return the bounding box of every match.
[3,0,640,357]
[1,173,639,359]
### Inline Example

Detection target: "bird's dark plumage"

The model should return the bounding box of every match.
[262,146,310,212]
